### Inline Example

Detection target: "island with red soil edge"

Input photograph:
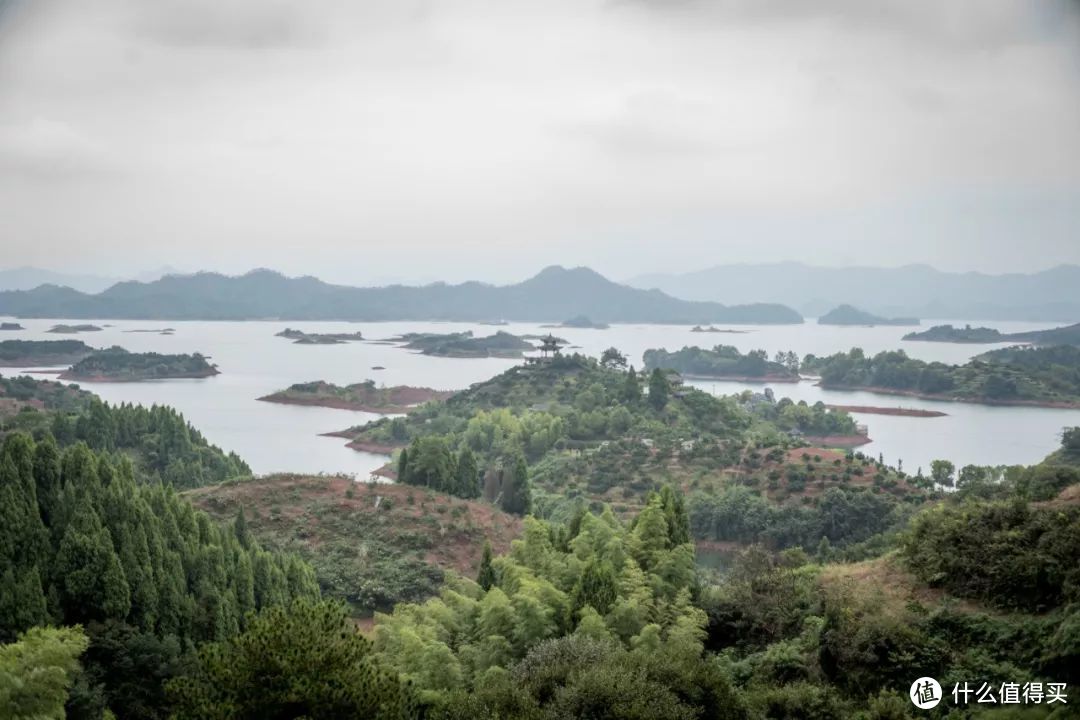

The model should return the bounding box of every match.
[58,346,219,381]
[259,380,455,414]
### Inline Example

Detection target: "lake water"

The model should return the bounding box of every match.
[3,317,1078,477]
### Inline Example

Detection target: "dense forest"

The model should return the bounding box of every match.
[1,377,248,487]
[61,348,218,381]
[0,432,318,718]
[3,357,1079,718]
[803,345,1080,405]
[643,345,799,380]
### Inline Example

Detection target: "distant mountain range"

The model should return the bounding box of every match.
[0,266,181,294]
[0,266,803,324]
[628,263,1080,322]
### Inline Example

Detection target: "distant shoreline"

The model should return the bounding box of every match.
[825,404,947,418]
[57,368,220,382]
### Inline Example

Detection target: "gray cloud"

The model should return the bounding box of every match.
[0,0,1078,283]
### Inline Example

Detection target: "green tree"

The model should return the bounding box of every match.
[648,369,669,411]
[0,625,89,720]
[623,366,641,404]
[500,456,532,516]
[455,448,479,498]
[168,600,412,720]
[929,459,955,488]
[600,347,628,370]
[477,540,496,591]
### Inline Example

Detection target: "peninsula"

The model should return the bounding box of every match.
[58,346,219,381]
[0,339,95,367]
[904,322,1080,347]
[803,345,1080,408]
[817,304,919,326]
[258,380,454,413]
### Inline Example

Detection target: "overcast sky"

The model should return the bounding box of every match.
[1,0,1079,285]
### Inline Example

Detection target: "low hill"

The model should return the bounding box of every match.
[186,474,522,614]
[0,266,803,324]
[817,304,918,326]
[59,346,219,381]
[642,345,799,381]
[629,261,1080,321]
[904,321,1080,346]
[259,380,454,413]
[0,339,95,366]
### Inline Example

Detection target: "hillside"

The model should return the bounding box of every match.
[629,261,1080,321]
[817,304,918,326]
[187,474,522,614]
[0,266,803,324]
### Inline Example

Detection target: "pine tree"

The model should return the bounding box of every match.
[455,448,479,498]
[623,366,641,404]
[648,368,669,410]
[233,507,250,549]
[500,456,532,516]
[477,540,496,590]
[397,447,410,483]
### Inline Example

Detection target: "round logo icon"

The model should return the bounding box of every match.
[910,677,942,709]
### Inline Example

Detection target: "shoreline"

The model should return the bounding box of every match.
[680,372,800,383]
[259,394,445,415]
[802,433,872,448]
[825,404,948,418]
[816,383,1080,410]
[57,368,220,382]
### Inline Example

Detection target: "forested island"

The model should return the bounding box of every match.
[691,325,745,333]
[817,304,919,326]
[803,345,1080,407]
[0,339,94,366]
[904,321,1080,346]
[642,344,800,381]
[0,322,23,330]
[546,314,609,329]
[259,380,455,413]
[396,330,536,358]
[275,328,365,344]
[0,266,804,324]
[3,357,1080,718]
[46,323,103,333]
[58,346,219,381]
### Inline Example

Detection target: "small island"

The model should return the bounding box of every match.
[691,325,746,334]
[817,305,919,326]
[0,322,24,331]
[803,345,1080,407]
[397,331,535,358]
[46,323,103,334]
[0,339,95,367]
[58,347,219,381]
[259,380,455,413]
[543,315,610,330]
[124,328,176,335]
[643,345,800,382]
[904,322,1080,347]
[275,328,365,344]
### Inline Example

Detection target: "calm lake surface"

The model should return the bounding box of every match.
[4,317,1079,477]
